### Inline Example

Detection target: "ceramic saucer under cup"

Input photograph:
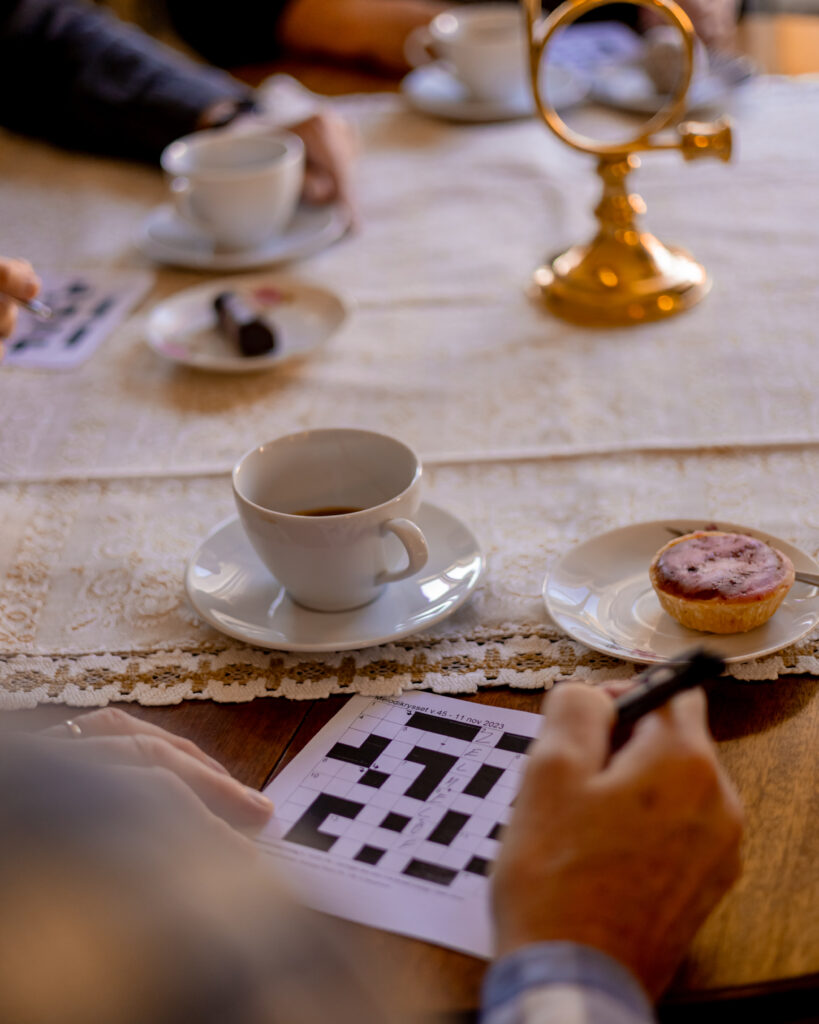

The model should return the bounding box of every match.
[186,503,484,652]
[401,61,588,123]
[137,202,350,272]
[543,518,819,665]
[590,53,753,116]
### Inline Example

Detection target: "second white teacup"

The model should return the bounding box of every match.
[233,429,430,613]
[408,3,528,103]
[160,128,304,251]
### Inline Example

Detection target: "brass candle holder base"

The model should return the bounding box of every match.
[533,243,709,327]
[523,0,732,328]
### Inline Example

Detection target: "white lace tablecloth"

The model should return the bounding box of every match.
[2,77,819,707]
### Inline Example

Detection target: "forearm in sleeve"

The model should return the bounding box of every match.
[0,0,255,161]
[481,943,657,1024]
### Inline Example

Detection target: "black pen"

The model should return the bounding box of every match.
[611,648,726,749]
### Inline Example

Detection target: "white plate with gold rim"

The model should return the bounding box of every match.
[543,519,819,665]
[145,273,349,374]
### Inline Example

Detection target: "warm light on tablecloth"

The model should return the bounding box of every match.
[2,78,819,706]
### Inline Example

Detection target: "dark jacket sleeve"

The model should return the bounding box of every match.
[166,0,291,69]
[0,0,256,161]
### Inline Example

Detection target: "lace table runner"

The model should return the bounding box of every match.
[3,449,819,707]
[2,79,819,705]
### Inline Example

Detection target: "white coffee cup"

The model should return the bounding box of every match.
[233,429,430,612]
[160,128,304,251]
[406,3,528,102]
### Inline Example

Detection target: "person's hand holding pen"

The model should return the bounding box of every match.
[0,257,42,359]
[492,671,743,1001]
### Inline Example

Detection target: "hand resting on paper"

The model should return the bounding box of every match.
[0,257,41,359]
[492,682,743,1001]
[0,733,393,1024]
[44,707,273,831]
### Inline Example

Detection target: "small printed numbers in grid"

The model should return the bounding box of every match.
[275,698,533,889]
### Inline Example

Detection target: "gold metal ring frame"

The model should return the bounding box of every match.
[522,0,732,326]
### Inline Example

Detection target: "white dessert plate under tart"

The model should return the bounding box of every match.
[186,503,484,652]
[137,201,350,272]
[145,273,349,373]
[401,61,588,123]
[543,519,819,665]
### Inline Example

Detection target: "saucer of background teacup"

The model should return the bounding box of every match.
[589,23,754,116]
[590,57,752,116]
[186,504,484,651]
[543,519,819,666]
[401,60,588,123]
[145,273,349,373]
[137,202,350,272]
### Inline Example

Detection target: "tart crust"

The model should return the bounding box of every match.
[649,530,795,634]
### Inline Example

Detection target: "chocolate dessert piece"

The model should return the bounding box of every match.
[213,291,277,357]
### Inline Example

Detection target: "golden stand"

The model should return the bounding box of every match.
[523,0,732,326]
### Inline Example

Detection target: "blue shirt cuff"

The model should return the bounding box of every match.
[481,941,654,1021]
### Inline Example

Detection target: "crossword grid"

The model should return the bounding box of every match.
[4,271,152,371]
[273,699,534,890]
[11,279,97,354]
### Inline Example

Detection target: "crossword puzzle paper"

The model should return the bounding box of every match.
[259,693,539,958]
[4,270,152,370]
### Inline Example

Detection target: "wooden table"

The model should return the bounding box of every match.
[737,13,819,77]
[7,12,819,1021]
[12,673,819,1019]
[235,12,819,92]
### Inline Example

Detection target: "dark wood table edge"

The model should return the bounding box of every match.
[658,975,819,1024]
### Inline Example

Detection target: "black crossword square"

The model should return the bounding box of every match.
[360,769,389,788]
[381,812,410,832]
[355,845,386,865]
[465,856,491,876]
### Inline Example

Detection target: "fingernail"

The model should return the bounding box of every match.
[245,787,273,813]
[207,756,231,776]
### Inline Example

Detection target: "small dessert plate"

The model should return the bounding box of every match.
[186,503,484,652]
[401,61,588,123]
[137,202,350,272]
[543,519,819,665]
[145,273,349,373]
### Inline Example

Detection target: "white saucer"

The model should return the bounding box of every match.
[543,519,819,665]
[401,61,588,123]
[145,273,349,373]
[186,503,484,652]
[137,202,350,272]
[590,54,753,116]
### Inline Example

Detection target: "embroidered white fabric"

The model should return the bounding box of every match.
[1,78,818,706]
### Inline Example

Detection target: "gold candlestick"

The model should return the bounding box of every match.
[523,0,732,326]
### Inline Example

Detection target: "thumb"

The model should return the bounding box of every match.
[530,682,615,781]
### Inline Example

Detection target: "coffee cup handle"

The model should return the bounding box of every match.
[404,26,438,68]
[377,518,429,584]
[169,175,201,226]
